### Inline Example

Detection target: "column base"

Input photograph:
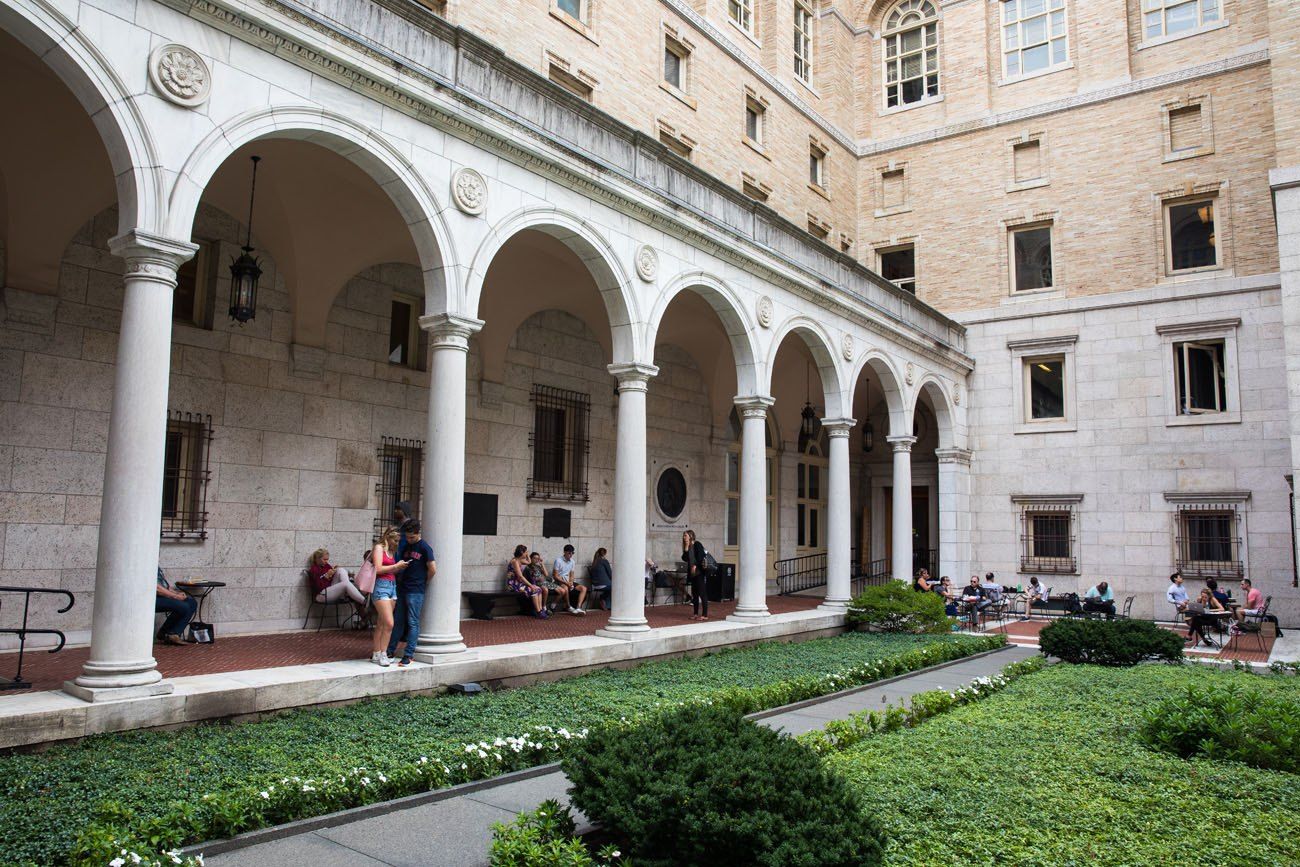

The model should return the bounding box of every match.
[412,635,473,663]
[595,621,653,640]
[726,608,771,623]
[63,679,173,703]
[817,599,850,612]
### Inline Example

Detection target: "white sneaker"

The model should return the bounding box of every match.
[378,652,393,667]
[569,607,585,616]
[370,652,381,664]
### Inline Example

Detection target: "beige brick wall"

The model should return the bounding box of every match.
[444,0,1282,304]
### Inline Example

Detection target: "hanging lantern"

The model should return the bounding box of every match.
[798,401,817,453]
[862,418,875,453]
[228,155,262,324]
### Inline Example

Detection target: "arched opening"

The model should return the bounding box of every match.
[848,355,909,579]
[647,278,760,606]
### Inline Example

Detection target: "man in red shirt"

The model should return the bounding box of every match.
[1234,578,1264,623]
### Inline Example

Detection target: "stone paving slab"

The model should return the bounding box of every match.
[207,644,1036,867]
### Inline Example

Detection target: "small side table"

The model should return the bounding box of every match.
[175,581,226,642]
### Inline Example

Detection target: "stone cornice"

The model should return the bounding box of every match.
[178,0,972,373]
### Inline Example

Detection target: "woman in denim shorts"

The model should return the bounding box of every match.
[369,526,409,666]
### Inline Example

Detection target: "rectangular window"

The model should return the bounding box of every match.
[172,240,217,329]
[808,220,829,241]
[1175,504,1241,578]
[556,0,582,20]
[388,298,425,370]
[663,36,689,91]
[742,176,770,202]
[548,64,594,101]
[1002,0,1068,78]
[1011,225,1053,292]
[529,385,591,501]
[1169,104,1202,152]
[729,0,753,33]
[1166,198,1218,272]
[375,436,423,539]
[725,451,740,546]
[809,146,825,187]
[1019,505,1076,573]
[1173,340,1226,415]
[1013,140,1042,183]
[1025,356,1065,421]
[879,245,916,294]
[1144,0,1219,40]
[161,411,213,540]
[884,15,939,108]
[794,1,814,83]
[744,98,765,146]
[659,129,693,160]
[881,168,906,210]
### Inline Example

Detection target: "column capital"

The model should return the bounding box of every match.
[419,312,484,348]
[734,394,775,418]
[108,229,198,275]
[935,447,973,466]
[820,416,857,436]
[608,362,659,392]
[887,434,917,453]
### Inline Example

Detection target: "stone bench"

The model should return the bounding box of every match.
[462,591,535,620]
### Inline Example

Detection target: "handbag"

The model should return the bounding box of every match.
[702,549,719,576]
[356,553,377,594]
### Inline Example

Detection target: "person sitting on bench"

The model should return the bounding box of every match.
[1084,581,1116,618]
[1022,576,1049,621]
[590,547,613,611]
[538,549,586,615]
[156,567,197,646]
[507,544,548,619]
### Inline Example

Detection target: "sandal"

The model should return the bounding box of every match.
[164,633,186,646]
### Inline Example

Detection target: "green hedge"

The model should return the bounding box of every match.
[490,800,629,867]
[0,632,1001,866]
[829,664,1300,866]
[564,704,883,867]
[1140,682,1300,773]
[1039,617,1184,666]
[845,583,951,634]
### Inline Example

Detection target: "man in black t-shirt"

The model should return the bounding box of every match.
[386,520,436,667]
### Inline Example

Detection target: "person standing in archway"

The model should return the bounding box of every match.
[682,529,709,621]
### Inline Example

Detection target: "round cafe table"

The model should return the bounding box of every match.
[175,580,226,642]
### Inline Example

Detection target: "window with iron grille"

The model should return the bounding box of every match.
[374,437,423,540]
[529,385,590,502]
[1016,500,1078,573]
[1175,503,1242,579]
[161,411,213,540]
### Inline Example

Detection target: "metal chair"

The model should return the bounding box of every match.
[302,570,358,632]
[1117,596,1135,620]
[1230,597,1271,656]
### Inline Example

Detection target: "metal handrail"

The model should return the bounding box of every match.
[0,586,75,690]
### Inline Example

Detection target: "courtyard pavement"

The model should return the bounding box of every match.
[201,644,1038,867]
[0,595,822,693]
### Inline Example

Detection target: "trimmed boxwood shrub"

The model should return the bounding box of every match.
[1039,617,1184,666]
[1140,683,1300,773]
[845,582,950,634]
[563,704,884,867]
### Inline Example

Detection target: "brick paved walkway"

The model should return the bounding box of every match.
[0,596,822,693]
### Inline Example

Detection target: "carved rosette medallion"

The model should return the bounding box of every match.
[841,333,854,362]
[634,245,658,282]
[756,295,773,328]
[451,168,487,215]
[148,44,211,108]
[905,361,915,385]
[952,382,962,405]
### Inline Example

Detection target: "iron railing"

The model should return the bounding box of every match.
[776,548,937,596]
[1019,507,1077,574]
[0,586,75,690]
[374,436,423,540]
[1175,504,1243,579]
[527,384,591,502]
[160,411,213,540]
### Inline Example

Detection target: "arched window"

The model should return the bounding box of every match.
[882,0,939,109]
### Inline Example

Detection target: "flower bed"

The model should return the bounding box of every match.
[829,663,1300,866]
[0,632,1001,866]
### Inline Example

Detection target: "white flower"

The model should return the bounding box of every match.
[130,856,143,865]
[167,852,184,865]
[110,859,125,867]
[477,749,488,758]
[259,791,270,799]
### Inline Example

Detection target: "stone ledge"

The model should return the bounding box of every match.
[0,609,844,750]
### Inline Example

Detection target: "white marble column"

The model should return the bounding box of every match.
[596,363,658,638]
[413,313,483,661]
[66,231,196,702]
[729,395,775,621]
[819,418,856,610]
[888,435,916,583]
[935,448,973,583]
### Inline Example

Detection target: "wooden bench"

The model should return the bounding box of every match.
[462,590,537,620]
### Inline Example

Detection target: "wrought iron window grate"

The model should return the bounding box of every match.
[161,411,213,540]
[1175,503,1243,579]
[374,436,424,540]
[528,384,591,502]
[1019,505,1076,574]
